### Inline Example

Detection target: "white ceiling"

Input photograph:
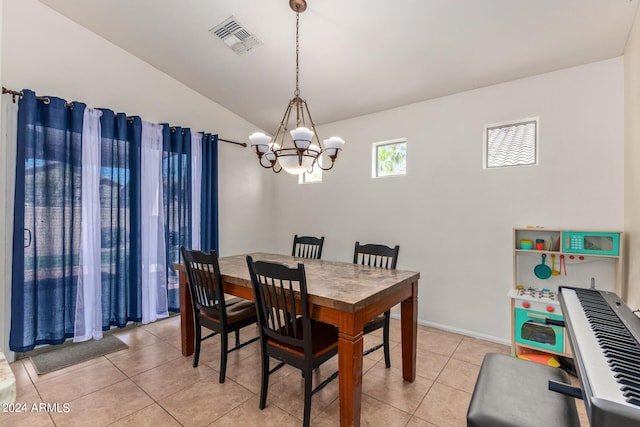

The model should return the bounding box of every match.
[38,0,639,132]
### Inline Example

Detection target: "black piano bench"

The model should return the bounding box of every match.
[467,353,581,427]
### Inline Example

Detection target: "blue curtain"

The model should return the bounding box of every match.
[10,90,86,351]
[201,134,219,253]
[162,125,192,311]
[161,129,219,311]
[98,110,143,327]
[10,90,220,350]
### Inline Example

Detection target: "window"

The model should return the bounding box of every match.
[485,118,538,168]
[373,139,407,178]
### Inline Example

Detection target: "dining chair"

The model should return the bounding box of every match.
[353,241,400,368]
[246,255,339,427]
[180,247,259,383]
[292,234,325,259]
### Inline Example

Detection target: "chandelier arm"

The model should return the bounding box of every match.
[283,99,295,131]
[317,157,336,171]
[258,156,276,169]
[296,97,303,128]
[302,99,322,147]
[272,125,285,148]
[276,100,293,137]
[306,159,317,174]
[274,101,295,148]
[273,163,283,173]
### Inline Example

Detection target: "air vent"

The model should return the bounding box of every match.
[209,16,262,55]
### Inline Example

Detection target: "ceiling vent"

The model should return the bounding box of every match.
[209,16,262,55]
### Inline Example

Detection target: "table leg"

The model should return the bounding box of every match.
[179,270,194,357]
[400,280,418,381]
[338,327,364,427]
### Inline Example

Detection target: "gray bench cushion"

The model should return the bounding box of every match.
[467,353,581,427]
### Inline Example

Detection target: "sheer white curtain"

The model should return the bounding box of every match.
[74,108,103,342]
[141,121,169,324]
[191,133,202,251]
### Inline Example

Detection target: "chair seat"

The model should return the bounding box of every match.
[267,317,338,358]
[201,300,257,324]
[225,296,243,306]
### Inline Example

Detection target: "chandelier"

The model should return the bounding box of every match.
[249,0,345,175]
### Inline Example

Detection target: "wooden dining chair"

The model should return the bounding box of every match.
[353,241,400,368]
[246,255,339,427]
[292,234,325,259]
[180,247,259,383]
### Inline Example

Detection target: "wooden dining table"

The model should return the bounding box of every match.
[175,252,420,427]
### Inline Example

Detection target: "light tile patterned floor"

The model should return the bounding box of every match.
[2,316,588,426]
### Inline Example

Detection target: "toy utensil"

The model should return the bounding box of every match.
[551,254,560,276]
[559,255,567,275]
[534,254,551,279]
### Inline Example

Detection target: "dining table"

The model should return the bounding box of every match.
[175,252,420,427]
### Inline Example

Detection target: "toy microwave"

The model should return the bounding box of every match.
[562,231,620,256]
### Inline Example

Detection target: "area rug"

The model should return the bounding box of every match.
[29,335,128,374]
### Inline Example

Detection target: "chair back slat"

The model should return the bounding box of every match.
[353,242,400,270]
[265,276,299,337]
[181,247,226,321]
[247,256,311,353]
[292,235,324,259]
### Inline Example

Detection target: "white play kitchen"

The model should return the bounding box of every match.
[509,227,624,359]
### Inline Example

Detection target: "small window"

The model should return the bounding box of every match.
[485,118,538,168]
[372,139,407,178]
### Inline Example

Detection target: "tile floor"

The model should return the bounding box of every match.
[2,316,589,426]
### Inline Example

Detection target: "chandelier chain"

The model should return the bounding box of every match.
[248,1,344,174]
[295,11,300,96]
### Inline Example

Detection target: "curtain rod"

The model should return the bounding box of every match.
[2,86,247,147]
[218,138,247,147]
[168,126,246,147]
[2,86,67,107]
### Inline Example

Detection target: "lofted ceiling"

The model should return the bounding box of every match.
[38,0,639,133]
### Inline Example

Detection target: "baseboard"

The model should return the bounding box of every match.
[389,313,510,347]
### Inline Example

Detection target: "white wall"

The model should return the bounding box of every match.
[271,58,625,343]
[0,0,273,358]
[0,0,8,360]
[625,6,640,312]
